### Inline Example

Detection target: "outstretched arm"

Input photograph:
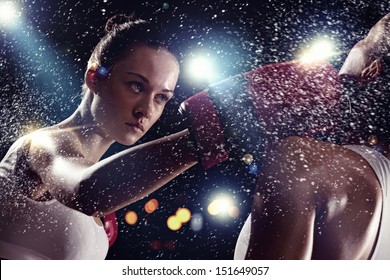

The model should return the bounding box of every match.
[77,129,198,216]
[340,12,390,77]
[30,129,198,216]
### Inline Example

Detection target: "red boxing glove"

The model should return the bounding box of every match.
[180,90,229,169]
[103,212,118,247]
[181,61,345,170]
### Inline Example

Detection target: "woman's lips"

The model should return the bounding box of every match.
[125,122,144,132]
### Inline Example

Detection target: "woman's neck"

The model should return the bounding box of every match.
[55,92,115,163]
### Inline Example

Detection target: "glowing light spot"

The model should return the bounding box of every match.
[208,197,233,215]
[162,2,170,9]
[190,213,204,231]
[96,65,109,78]
[19,122,44,137]
[125,211,138,225]
[242,154,254,165]
[298,38,336,63]
[215,197,233,213]
[187,55,216,82]
[207,200,220,216]
[207,192,240,220]
[144,198,159,214]
[0,2,20,26]
[247,162,260,175]
[176,208,191,223]
[228,206,240,218]
[167,215,182,231]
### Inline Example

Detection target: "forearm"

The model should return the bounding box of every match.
[75,129,198,216]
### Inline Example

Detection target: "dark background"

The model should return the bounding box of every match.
[1,0,389,259]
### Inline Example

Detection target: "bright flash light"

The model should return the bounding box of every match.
[20,122,43,136]
[214,197,232,213]
[187,55,216,82]
[299,38,336,63]
[207,193,238,218]
[0,2,20,26]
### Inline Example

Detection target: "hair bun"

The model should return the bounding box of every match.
[105,14,137,33]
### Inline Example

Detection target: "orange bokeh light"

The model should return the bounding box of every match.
[228,206,240,218]
[125,211,138,225]
[145,198,159,214]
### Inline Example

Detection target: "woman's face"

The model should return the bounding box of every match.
[91,44,179,145]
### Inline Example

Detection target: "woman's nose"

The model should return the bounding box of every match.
[134,96,153,119]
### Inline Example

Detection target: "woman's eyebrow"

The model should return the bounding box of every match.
[126,71,175,94]
[162,89,175,94]
[126,72,149,83]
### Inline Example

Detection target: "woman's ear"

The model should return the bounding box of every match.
[85,68,98,93]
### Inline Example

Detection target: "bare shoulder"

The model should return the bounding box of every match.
[255,137,382,258]
[19,127,98,204]
[26,127,93,176]
[262,136,380,200]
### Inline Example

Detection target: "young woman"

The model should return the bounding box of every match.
[0,14,198,259]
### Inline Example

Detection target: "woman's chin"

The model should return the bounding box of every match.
[116,135,140,146]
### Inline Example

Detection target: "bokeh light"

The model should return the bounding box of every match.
[190,213,204,232]
[19,122,44,137]
[208,196,233,215]
[167,215,182,231]
[124,211,138,225]
[176,207,191,223]
[207,200,221,216]
[0,2,20,27]
[186,55,217,83]
[144,198,159,214]
[298,37,337,63]
[162,2,170,10]
[228,206,240,218]
[207,192,239,220]
[166,207,192,231]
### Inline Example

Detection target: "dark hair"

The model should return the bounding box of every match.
[87,14,176,70]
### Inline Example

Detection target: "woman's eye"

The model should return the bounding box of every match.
[156,94,170,103]
[127,81,143,92]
